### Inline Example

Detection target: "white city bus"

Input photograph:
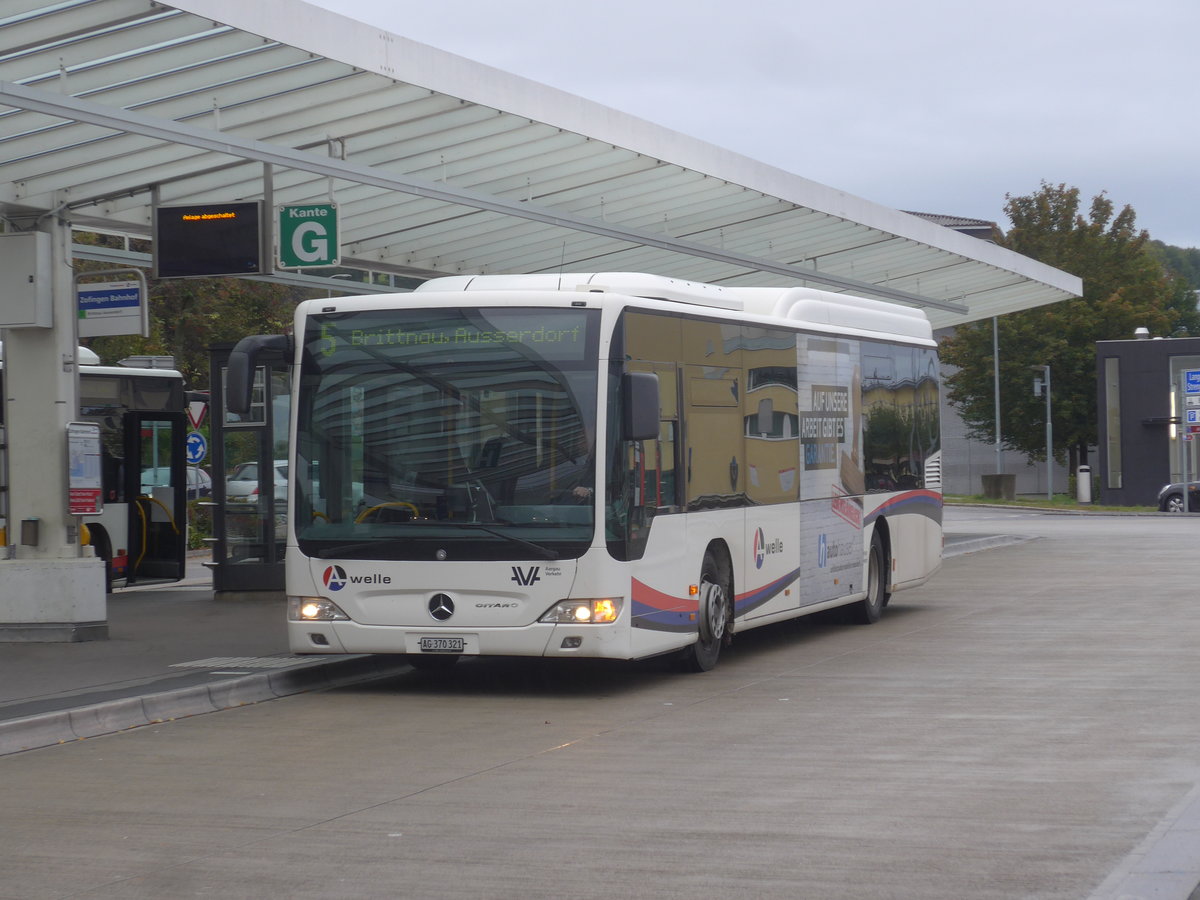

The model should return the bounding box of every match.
[229,273,942,671]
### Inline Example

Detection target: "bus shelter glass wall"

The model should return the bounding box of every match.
[220,365,290,567]
[208,344,290,594]
[293,307,600,563]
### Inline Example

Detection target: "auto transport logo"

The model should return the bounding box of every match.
[323,565,347,591]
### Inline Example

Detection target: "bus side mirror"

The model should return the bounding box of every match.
[226,334,291,415]
[621,372,660,441]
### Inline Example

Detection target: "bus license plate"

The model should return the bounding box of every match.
[418,636,464,653]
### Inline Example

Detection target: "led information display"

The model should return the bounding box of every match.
[154,201,264,278]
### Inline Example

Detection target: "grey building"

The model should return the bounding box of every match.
[1096,334,1200,507]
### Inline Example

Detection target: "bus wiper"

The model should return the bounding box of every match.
[313,541,393,559]
[310,527,558,561]
[448,523,559,560]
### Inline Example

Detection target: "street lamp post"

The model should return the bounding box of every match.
[1031,365,1052,500]
[993,317,1003,475]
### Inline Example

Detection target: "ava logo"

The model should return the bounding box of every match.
[753,527,784,569]
[511,565,541,586]
[323,565,348,591]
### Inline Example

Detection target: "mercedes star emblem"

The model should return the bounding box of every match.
[428,593,455,621]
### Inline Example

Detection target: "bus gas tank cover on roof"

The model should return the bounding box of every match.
[729,286,934,343]
[415,272,744,311]
[413,272,932,342]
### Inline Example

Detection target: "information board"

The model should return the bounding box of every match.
[154,201,264,278]
[67,422,103,515]
[78,280,145,337]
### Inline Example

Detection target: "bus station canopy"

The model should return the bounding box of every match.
[0,0,1081,328]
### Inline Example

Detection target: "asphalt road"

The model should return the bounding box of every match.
[2,508,1199,900]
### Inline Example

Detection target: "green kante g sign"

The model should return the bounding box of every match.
[278,203,339,268]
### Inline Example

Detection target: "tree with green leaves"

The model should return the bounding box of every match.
[940,183,1200,475]
[1152,241,1200,289]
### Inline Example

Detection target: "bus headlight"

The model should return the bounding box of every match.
[539,598,622,624]
[288,596,350,621]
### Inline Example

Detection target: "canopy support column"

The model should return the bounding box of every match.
[0,214,106,642]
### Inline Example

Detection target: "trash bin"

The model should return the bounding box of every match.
[1076,465,1092,504]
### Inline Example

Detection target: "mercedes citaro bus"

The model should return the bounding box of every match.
[227,273,941,671]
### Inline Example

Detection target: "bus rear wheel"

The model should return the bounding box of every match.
[851,530,888,625]
[681,552,730,672]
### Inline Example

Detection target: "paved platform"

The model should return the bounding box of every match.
[0,562,410,757]
[0,534,1026,755]
[2,513,1199,899]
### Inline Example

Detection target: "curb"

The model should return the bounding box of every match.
[0,655,410,756]
[1087,781,1200,900]
[945,502,1167,516]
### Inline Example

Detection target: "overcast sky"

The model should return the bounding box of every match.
[309,0,1200,249]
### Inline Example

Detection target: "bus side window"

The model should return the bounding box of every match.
[743,329,801,505]
[609,311,681,560]
[681,318,744,510]
[628,366,678,515]
[610,369,678,557]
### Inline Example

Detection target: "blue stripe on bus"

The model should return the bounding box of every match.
[632,489,941,633]
[632,569,799,631]
[735,568,800,616]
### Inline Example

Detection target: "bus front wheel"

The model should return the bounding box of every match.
[681,551,730,672]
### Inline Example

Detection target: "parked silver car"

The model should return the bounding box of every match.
[141,465,212,500]
[226,459,288,504]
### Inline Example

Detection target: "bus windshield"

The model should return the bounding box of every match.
[295,306,600,561]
